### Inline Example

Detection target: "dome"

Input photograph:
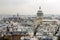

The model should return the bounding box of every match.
[37,7,43,17]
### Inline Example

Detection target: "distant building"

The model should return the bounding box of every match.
[37,6,43,18]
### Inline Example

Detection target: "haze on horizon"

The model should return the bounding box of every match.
[0,0,60,15]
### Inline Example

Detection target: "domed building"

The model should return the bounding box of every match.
[37,6,43,18]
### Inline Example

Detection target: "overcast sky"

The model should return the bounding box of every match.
[0,0,60,15]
